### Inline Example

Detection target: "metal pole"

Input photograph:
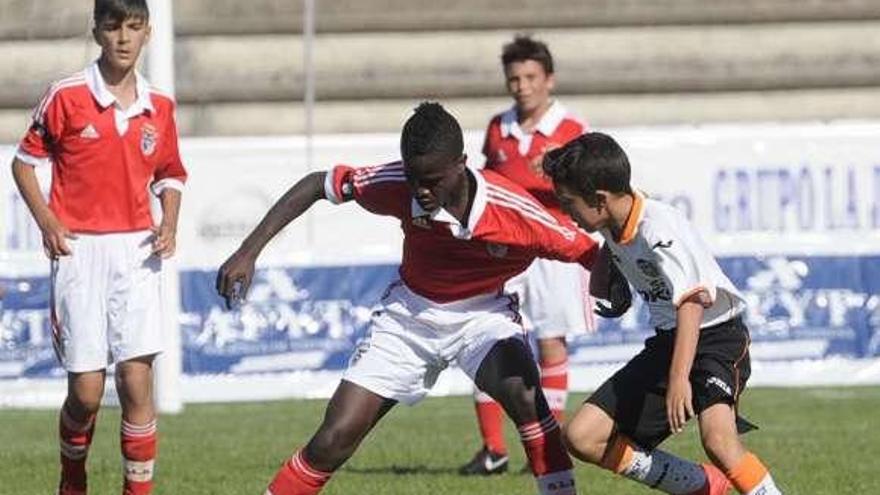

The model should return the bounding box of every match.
[146,0,183,415]
[303,0,316,245]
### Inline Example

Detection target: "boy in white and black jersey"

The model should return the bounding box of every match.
[543,132,784,495]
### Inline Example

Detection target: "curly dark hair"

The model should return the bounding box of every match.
[400,102,464,162]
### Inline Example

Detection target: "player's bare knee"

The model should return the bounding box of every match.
[310,420,364,466]
[562,419,603,464]
[68,393,102,416]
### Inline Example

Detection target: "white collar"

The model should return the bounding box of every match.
[85,60,154,114]
[410,166,488,240]
[499,100,567,139]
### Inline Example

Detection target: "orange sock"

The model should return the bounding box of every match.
[726,452,779,494]
[599,434,634,474]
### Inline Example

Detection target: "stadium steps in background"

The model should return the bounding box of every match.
[2,0,880,140]
[5,0,880,37]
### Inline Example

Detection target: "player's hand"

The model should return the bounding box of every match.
[151,222,177,258]
[666,376,694,434]
[594,257,631,318]
[37,213,76,258]
[216,249,257,310]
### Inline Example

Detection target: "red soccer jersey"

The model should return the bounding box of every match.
[16,62,188,233]
[324,161,598,302]
[483,101,585,213]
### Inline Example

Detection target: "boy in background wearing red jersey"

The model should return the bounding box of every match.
[11,1,186,493]
[462,35,596,475]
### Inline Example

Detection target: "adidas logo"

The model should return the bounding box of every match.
[79,124,100,139]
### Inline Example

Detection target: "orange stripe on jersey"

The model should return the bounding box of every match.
[674,285,713,308]
[618,191,645,245]
[732,330,751,400]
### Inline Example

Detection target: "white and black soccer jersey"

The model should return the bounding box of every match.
[601,192,746,331]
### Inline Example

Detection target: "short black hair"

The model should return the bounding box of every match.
[501,35,554,75]
[94,0,149,24]
[543,132,633,204]
[400,102,464,162]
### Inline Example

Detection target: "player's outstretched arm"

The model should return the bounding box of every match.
[216,171,327,309]
[11,157,75,258]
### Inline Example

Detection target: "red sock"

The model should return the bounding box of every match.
[539,357,569,422]
[474,390,507,454]
[58,405,96,494]
[518,415,573,475]
[121,418,157,495]
[266,449,332,495]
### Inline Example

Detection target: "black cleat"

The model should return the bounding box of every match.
[458,447,509,476]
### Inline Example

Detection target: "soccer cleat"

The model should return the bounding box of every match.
[700,463,733,495]
[458,447,509,476]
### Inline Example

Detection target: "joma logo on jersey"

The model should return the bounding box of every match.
[706,376,733,396]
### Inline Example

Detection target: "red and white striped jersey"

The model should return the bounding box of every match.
[324,161,598,302]
[483,101,585,214]
[16,61,187,233]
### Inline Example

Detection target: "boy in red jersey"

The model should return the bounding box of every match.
[461,35,594,475]
[11,1,186,493]
[546,133,782,495]
[217,103,626,495]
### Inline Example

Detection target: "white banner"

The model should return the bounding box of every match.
[2,121,879,407]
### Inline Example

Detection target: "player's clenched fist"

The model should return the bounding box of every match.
[216,249,257,310]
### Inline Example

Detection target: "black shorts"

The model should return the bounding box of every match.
[586,316,752,451]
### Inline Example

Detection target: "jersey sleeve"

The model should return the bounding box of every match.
[644,222,715,308]
[16,84,66,167]
[151,104,188,195]
[483,186,598,268]
[323,162,408,218]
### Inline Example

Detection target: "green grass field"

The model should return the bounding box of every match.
[2,386,878,494]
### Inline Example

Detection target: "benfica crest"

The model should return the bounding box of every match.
[141,123,158,156]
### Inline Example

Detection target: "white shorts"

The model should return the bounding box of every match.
[343,281,526,406]
[51,231,163,372]
[505,258,595,339]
